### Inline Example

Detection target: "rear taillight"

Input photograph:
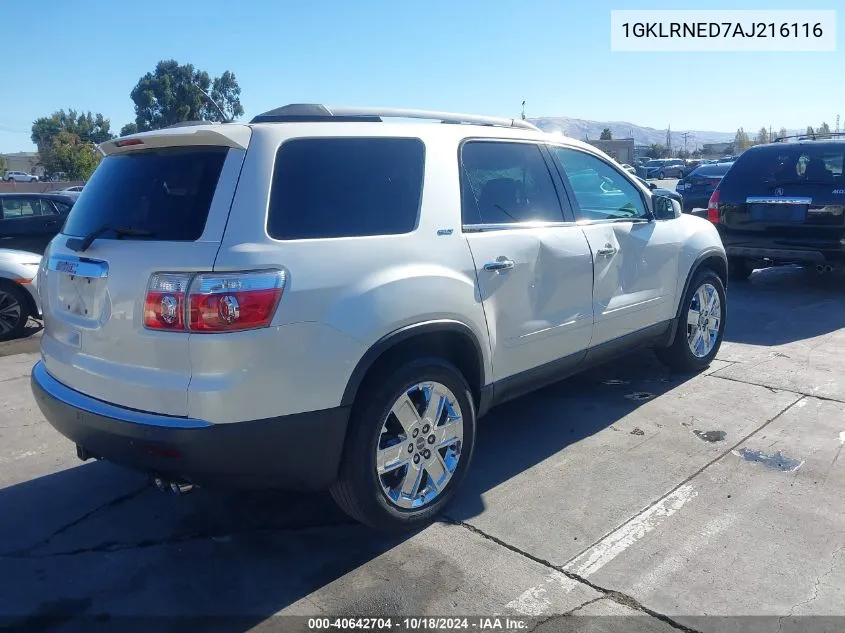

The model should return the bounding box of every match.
[707,189,721,224]
[188,270,285,332]
[144,273,191,330]
[144,270,285,332]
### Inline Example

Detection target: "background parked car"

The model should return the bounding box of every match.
[4,171,39,183]
[0,193,76,255]
[679,159,702,178]
[675,162,734,213]
[636,175,683,206]
[645,159,685,179]
[708,139,845,279]
[59,185,84,192]
[0,248,41,341]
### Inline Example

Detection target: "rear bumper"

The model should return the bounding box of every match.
[721,234,845,264]
[31,361,350,490]
[682,195,711,211]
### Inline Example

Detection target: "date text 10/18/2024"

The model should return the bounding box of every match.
[308,617,529,631]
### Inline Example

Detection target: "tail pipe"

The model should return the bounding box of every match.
[152,476,196,496]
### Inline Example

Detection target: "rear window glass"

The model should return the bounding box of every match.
[267,137,424,240]
[62,147,228,240]
[690,164,732,178]
[725,145,845,186]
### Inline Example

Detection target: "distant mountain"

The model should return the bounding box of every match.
[528,116,737,149]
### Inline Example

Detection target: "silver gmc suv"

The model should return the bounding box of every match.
[31,105,728,530]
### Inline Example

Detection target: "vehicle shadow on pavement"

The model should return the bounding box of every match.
[0,349,697,630]
[724,265,845,346]
[448,348,697,521]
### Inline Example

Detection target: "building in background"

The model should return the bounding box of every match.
[585,138,635,164]
[701,142,733,157]
[2,152,42,177]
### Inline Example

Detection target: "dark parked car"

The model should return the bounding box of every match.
[707,139,845,279]
[0,193,76,255]
[645,159,685,179]
[636,176,683,206]
[676,163,734,213]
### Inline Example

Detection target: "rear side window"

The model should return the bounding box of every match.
[62,147,228,240]
[460,141,565,225]
[267,137,424,240]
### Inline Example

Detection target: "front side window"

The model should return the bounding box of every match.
[550,147,648,221]
[267,137,424,240]
[460,141,565,225]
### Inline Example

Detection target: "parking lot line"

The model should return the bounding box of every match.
[563,484,698,578]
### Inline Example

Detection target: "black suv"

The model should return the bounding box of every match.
[708,138,845,279]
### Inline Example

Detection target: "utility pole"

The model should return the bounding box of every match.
[837,114,841,133]
[521,100,526,121]
[666,125,672,156]
[682,131,690,154]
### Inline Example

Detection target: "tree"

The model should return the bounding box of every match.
[757,127,769,145]
[600,127,612,140]
[31,109,113,178]
[48,131,101,180]
[120,122,139,137]
[677,149,690,159]
[806,126,815,136]
[818,122,831,137]
[128,60,244,131]
[0,153,5,175]
[646,143,664,159]
[778,127,788,140]
[734,127,750,151]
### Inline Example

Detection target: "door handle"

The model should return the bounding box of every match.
[595,243,617,257]
[484,257,515,271]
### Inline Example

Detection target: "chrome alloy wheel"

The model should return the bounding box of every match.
[686,282,721,358]
[0,290,22,335]
[376,381,464,509]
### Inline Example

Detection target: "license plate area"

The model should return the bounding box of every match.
[749,203,807,223]
[57,274,101,317]
[47,256,109,320]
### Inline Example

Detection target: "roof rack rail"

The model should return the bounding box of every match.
[773,131,845,143]
[250,104,541,131]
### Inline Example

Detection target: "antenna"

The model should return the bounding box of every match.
[196,86,230,123]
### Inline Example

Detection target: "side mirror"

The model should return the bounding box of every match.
[653,194,681,220]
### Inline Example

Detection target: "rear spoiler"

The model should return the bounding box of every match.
[99,124,251,155]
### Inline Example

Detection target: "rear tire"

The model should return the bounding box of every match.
[728,257,754,281]
[655,268,726,373]
[0,283,30,342]
[330,358,476,531]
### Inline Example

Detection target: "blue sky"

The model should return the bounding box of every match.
[1,0,842,152]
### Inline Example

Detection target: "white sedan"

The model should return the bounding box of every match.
[0,249,41,340]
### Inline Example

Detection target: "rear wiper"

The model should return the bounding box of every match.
[66,226,155,252]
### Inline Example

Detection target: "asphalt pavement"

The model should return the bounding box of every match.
[1,265,844,632]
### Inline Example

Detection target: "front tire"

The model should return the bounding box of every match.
[655,268,726,373]
[0,283,31,342]
[330,358,476,531]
